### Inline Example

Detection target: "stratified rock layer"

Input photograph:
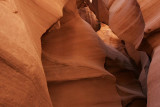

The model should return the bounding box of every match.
[0,0,160,107]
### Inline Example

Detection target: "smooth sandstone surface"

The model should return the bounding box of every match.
[85,0,145,48]
[42,1,145,107]
[0,0,69,106]
[138,0,160,33]
[147,46,160,107]
[0,0,160,107]
[138,1,160,107]
[42,1,122,106]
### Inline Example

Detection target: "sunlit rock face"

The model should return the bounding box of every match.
[96,23,149,97]
[97,23,126,55]
[0,0,160,107]
[42,1,146,106]
[85,0,145,48]
[42,1,122,106]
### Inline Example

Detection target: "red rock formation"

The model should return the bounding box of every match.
[85,0,145,49]
[0,0,69,106]
[41,0,146,107]
[97,23,127,56]
[0,0,160,106]
[42,0,122,106]
[138,0,160,106]
[78,6,100,31]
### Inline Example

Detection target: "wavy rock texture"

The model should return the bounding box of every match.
[0,0,69,106]
[85,0,145,49]
[138,0,160,33]
[42,1,122,106]
[138,0,160,107]
[97,22,149,99]
[0,0,160,107]
[86,0,160,107]
[84,0,146,73]
[138,0,160,54]
[42,1,146,107]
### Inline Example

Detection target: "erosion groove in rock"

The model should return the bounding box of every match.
[0,0,160,107]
